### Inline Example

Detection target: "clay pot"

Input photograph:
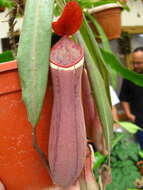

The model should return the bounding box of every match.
[137,161,143,175]
[0,60,53,190]
[0,7,5,12]
[88,3,122,40]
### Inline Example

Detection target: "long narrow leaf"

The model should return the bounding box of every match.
[101,49,143,87]
[80,17,109,82]
[77,32,113,154]
[87,12,143,88]
[86,12,118,88]
[85,12,111,51]
[80,17,111,103]
[17,0,54,127]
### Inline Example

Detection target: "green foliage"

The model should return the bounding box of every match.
[118,121,142,134]
[77,0,129,11]
[93,152,107,169]
[106,133,141,190]
[77,0,121,9]
[0,50,14,63]
[78,19,114,153]
[85,12,118,88]
[0,0,15,8]
[17,0,54,127]
[86,11,143,88]
[101,48,143,87]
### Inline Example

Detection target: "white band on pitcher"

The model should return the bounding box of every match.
[50,57,84,71]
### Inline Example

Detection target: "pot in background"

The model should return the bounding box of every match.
[88,3,122,40]
[137,160,143,176]
[0,7,5,12]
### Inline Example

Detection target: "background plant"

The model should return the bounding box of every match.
[107,132,141,190]
[0,0,15,8]
[77,0,129,10]
[0,50,14,63]
[93,132,141,190]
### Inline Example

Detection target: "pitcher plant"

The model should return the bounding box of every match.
[15,0,143,189]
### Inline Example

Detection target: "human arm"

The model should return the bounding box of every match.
[121,101,136,122]
[109,86,119,121]
[119,79,136,122]
[112,106,119,121]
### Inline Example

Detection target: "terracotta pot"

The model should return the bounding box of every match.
[0,60,53,190]
[137,161,143,175]
[88,4,122,40]
[0,7,5,12]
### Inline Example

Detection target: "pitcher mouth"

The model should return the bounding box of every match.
[50,36,84,70]
[50,57,84,71]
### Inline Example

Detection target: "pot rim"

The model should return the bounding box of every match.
[87,3,122,14]
[0,60,17,73]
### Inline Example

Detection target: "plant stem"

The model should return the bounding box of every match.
[55,0,65,12]
[32,128,51,174]
[8,6,17,57]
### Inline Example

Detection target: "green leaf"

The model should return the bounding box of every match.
[117,121,142,134]
[77,0,118,9]
[17,0,54,127]
[77,32,113,154]
[79,17,111,104]
[101,49,143,87]
[86,12,118,88]
[78,18,113,153]
[0,0,15,8]
[85,12,111,51]
[139,150,143,159]
[112,133,125,149]
[81,17,109,80]
[0,50,14,63]
[93,152,107,169]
